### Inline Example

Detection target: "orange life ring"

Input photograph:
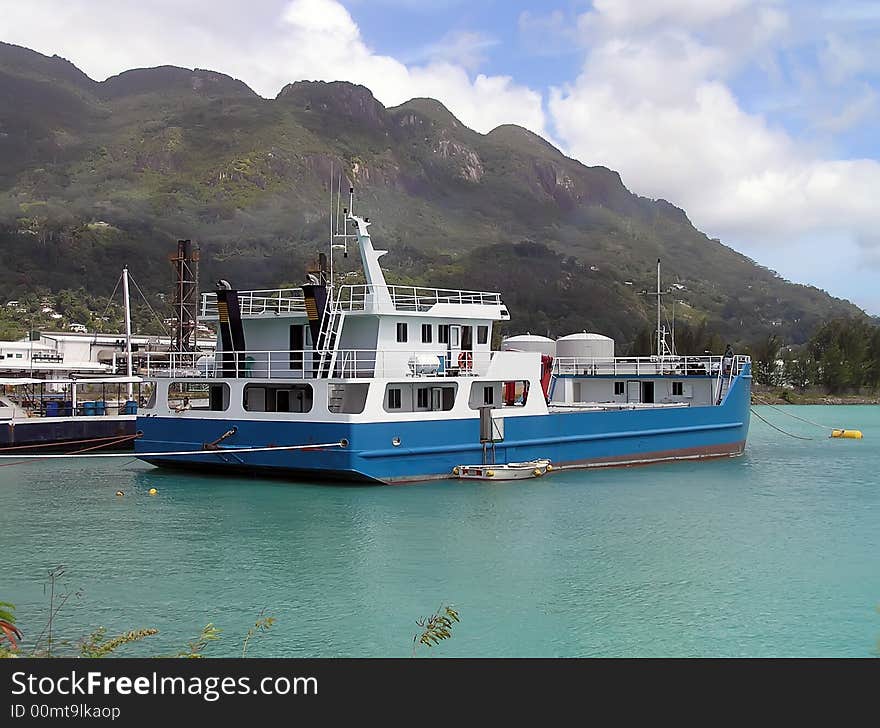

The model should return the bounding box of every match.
[458,351,473,369]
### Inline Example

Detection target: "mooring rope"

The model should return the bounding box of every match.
[0,441,345,460]
[749,406,815,440]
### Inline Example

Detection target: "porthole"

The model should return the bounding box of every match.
[392,437,401,447]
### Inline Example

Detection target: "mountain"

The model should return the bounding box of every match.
[0,41,866,346]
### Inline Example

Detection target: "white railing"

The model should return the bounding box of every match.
[138,349,493,380]
[333,285,503,312]
[200,285,503,318]
[201,289,306,318]
[552,355,750,378]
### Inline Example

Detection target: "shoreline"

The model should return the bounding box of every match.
[751,387,880,405]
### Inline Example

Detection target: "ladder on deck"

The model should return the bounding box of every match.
[317,295,345,378]
[715,370,733,405]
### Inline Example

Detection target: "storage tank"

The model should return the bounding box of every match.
[556,332,615,359]
[501,333,556,358]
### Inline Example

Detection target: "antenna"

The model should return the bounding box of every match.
[642,258,672,359]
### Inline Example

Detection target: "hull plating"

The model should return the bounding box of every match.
[135,368,751,484]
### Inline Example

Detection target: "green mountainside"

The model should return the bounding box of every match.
[0,41,866,346]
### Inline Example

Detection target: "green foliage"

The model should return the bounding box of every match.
[177,623,221,659]
[241,609,276,658]
[809,318,880,394]
[782,349,816,391]
[413,604,461,656]
[0,601,22,655]
[79,627,159,658]
[749,334,782,386]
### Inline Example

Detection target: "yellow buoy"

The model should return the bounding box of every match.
[148,488,158,495]
[452,466,460,475]
[546,464,553,471]
[831,429,863,439]
[533,468,542,476]
[486,470,495,477]
[115,490,124,497]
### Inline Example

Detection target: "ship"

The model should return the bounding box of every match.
[134,193,751,483]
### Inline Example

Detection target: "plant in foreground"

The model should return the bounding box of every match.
[242,609,276,658]
[413,604,460,656]
[1,602,23,655]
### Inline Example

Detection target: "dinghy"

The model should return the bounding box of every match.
[453,459,552,481]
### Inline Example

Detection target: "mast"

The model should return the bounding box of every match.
[656,258,662,360]
[122,266,134,400]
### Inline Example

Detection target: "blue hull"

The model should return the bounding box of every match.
[135,368,751,484]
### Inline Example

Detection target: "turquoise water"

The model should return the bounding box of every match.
[1,405,878,657]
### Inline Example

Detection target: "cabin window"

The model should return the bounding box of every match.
[168,382,229,411]
[243,383,313,413]
[438,325,450,344]
[289,325,305,369]
[502,381,529,406]
[145,385,158,409]
[469,382,501,409]
[417,387,429,408]
[421,324,432,343]
[384,383,457,412]
[328,383,369,414]
[672,381,684,396]
[614,382,625,395]
[477,325,489,345]
[450,327,460,348]
[388,387,402,409]
[461,326,472,350]
[396,323,408,343]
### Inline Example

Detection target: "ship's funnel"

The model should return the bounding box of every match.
[215,284,246,377]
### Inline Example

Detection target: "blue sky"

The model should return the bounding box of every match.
[2,0,880,313]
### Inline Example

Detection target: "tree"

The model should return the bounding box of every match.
[782,350,815,391]
[749,334,781,386]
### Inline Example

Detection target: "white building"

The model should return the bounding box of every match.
[0,331,215,377]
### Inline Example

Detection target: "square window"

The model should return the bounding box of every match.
[672,381,683,396]
[614,382,624,395]
[388,388,402,409]
[421,324,432,343]
[417,388,429,408]
[483,386,494,405]
[396,323,408,343]
[477,325,489,345]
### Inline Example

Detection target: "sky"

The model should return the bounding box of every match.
[2,0,880,313]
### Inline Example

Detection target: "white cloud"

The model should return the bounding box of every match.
[409,30,499,72]
[0,0,546,136]
[547,0,880,310]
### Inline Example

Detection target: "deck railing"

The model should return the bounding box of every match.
[552,354,750,377]
[200,285,503,318]
[200,289,306,318]
[138,349,493,380]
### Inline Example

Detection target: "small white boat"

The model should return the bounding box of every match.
[453,459,552,481]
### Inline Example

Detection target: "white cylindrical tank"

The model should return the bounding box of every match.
[556,332,615,359]
[501,333,556,357]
